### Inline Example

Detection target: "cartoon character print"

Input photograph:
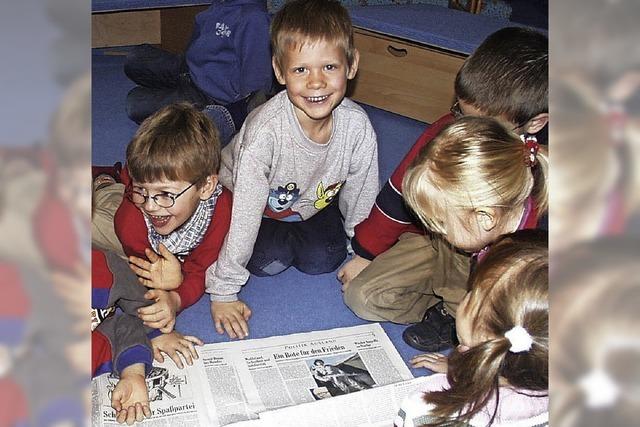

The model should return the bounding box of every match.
[314,181,344,210]
[268,182,300,212]
[265,182,303,221]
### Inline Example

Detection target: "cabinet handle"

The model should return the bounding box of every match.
[387,45,408,57]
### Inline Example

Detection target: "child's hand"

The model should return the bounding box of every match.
[337,255,371,291]
[210,300,252,339]
[128,244,183,290]
[138,290,181,333]
[150,331,203,369]
[111,363,151,425]
[409,352,449,373]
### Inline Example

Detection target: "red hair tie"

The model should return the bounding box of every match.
[524,135,539,167]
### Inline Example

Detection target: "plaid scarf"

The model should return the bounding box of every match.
[145,184,223,262]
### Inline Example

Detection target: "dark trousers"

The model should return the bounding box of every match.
[247,203,348,276]
[123,44,249,128]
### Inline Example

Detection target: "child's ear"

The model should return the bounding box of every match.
[523,113,549,135]
[198,175,218,200]
[474,207,498,232]
[347,49,360,80]
[272,56,286,86]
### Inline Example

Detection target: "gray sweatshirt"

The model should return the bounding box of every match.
[206,90,379,301]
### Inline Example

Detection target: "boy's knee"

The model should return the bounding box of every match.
[296,249,346,275]
[343,277,385,322]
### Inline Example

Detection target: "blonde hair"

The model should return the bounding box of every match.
[403,116,548,237]
[270,0,356,71]
[425,229,549,425]
[126,102,220,187]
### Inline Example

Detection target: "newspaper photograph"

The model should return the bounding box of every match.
[92,323,413,426]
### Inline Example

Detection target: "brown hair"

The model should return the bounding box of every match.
[425,229,548,425]
[455,27,548,126]
[126,102,221,187]
[270,0,356,71]
[403,116,548,238]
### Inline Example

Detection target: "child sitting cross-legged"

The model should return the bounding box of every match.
[395,229,548,427]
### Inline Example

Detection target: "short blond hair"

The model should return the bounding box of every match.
[126,103,220,187]
[403,116,548,236]
[270,0,356,71]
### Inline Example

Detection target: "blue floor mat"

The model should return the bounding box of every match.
[93,48,431,376]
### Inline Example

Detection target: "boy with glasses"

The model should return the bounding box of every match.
[338,27,548,353]
[92,102,232,337]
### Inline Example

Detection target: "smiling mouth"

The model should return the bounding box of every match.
[305,95,329,103]
[147,214,171,228]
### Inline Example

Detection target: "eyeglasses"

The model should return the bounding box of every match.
[450,101,529,132]
[127,182,196,208]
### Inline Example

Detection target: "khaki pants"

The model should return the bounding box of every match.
[92,183,126,258]
[343,233,472,324]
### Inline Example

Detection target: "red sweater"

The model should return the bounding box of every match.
[114,168,233,310]
[352,114,539,260]
[352,114,455,260]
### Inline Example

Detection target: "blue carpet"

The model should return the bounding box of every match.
[93,48,430,375]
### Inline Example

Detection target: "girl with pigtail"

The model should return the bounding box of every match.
[395,229,548,427]
[402,115,548,258]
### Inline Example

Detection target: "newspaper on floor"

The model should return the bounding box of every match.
[252,376,432,427]
[92,323,414,426]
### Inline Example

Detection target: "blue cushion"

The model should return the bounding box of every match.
[92,0,211,13]
[348,4,516,54]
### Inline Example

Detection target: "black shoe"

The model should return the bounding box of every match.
[402,301,459,352]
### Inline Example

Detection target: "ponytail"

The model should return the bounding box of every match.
[425,339,511,425]
[530,143,549,216]
[421,230,549,426]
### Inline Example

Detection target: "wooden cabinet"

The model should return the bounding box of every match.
[92,5,207,53]
[349,28,467,123]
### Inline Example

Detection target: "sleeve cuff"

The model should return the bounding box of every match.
[351,237,375,261]
[209,293,239,303]
[115,345,153,377]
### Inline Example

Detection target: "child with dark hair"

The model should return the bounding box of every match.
[205,0,378,339]
[339,27,548,353]
[395,229,548,427]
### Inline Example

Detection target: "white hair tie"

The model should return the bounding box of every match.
[504,326,533,353]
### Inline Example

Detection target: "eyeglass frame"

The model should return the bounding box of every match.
[126,181,196,208]
[449,101,530,132]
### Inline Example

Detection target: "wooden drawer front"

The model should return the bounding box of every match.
[350,29,467,123]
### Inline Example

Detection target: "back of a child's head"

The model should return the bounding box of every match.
[403,116,548,239]
[425,229,548,425]
[270,0,355,70]
[455,27,548,127]
[126,102,221,186]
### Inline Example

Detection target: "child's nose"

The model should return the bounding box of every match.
[307,70,326,89]
[143,196,160,211]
